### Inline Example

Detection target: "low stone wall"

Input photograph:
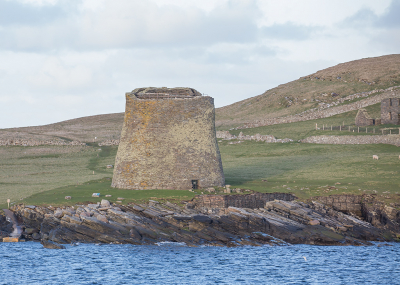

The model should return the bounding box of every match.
[239,86,400,129]
[301,135,400,147]
[314,195,362,216]
[193,192,297,210]
[216,131,293,143]
[216,131,236,140]
[0,139,86,146]
[98,140,120,146]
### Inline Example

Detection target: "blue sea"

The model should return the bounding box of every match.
[0,242,399,284]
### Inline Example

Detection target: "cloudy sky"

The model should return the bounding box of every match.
[0,0,399,128]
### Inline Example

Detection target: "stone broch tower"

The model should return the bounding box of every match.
[112,87,225,190]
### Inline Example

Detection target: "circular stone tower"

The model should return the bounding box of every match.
[111,87,225,190]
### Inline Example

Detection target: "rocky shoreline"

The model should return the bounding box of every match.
[1,193,399,248]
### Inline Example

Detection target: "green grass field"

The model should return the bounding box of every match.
[19,177,196,207]
[1,106,400,208]
[219,141,400,202]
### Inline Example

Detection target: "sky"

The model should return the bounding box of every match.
[0,0,399,128]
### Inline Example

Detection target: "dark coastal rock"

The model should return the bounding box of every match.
[6,195,400,246]
[41,240,66,249]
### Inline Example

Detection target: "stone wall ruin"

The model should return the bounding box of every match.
[381,98,400,124]
[355,109,375,126]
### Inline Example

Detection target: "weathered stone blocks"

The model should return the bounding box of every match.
[112,87,225,190]
[381,97,400,124]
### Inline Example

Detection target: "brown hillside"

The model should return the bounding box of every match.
[216,54,400,128]
[0,113,124,142]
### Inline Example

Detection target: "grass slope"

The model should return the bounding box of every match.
[0,113,124,143]
[219,141,400,204]
[216,54,400,128]
[0,145,117,207]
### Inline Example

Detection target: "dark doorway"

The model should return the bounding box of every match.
[191,180,199,190]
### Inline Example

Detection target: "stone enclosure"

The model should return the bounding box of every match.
[112,87,225,190]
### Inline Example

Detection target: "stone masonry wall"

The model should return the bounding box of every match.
[381,98,400,124]
[193,192,297,209]
[112,90,225,190]
[0,139,86,146]
[301,135,400,146]
[355,109,375,127]
[314,195,362,216]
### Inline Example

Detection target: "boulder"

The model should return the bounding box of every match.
[309,220,320,226]
[95,214,108,223]
[32,232,41,240]
[101,199,111,208]
[53,210,63,219]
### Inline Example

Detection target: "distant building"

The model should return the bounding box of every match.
[355,109,375,126]
[381,98,400,125]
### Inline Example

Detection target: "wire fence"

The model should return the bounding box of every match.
[315,123,400,135]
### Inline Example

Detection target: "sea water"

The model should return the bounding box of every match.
[0,242,399,284]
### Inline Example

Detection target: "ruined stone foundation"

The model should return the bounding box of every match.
[112,87,225,190]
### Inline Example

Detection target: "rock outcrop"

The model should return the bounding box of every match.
[2,194,398,247]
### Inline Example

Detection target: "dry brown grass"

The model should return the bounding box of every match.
[0,113,124,142]
[216,54,400,128]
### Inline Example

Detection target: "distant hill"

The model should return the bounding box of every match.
[0,113,124,143]
[1,54,400,141]
[216,54,400,128]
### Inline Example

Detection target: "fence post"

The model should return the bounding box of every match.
[343,121,344,126]
[348,126,350,132]
[323,124,324,130]
[382,129,384,135]
[340,125,341,131]
[374,128,375,134]
[316,123,317,130]
[358,127,359,133]
[331,125,332,131]
[390,129,392,135]
[366,127,367,133]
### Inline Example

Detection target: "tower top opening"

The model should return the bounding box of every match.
[128,87,202,99]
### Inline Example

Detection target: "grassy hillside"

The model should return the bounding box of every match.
[216,54,400,128]
[0,113,124,143]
